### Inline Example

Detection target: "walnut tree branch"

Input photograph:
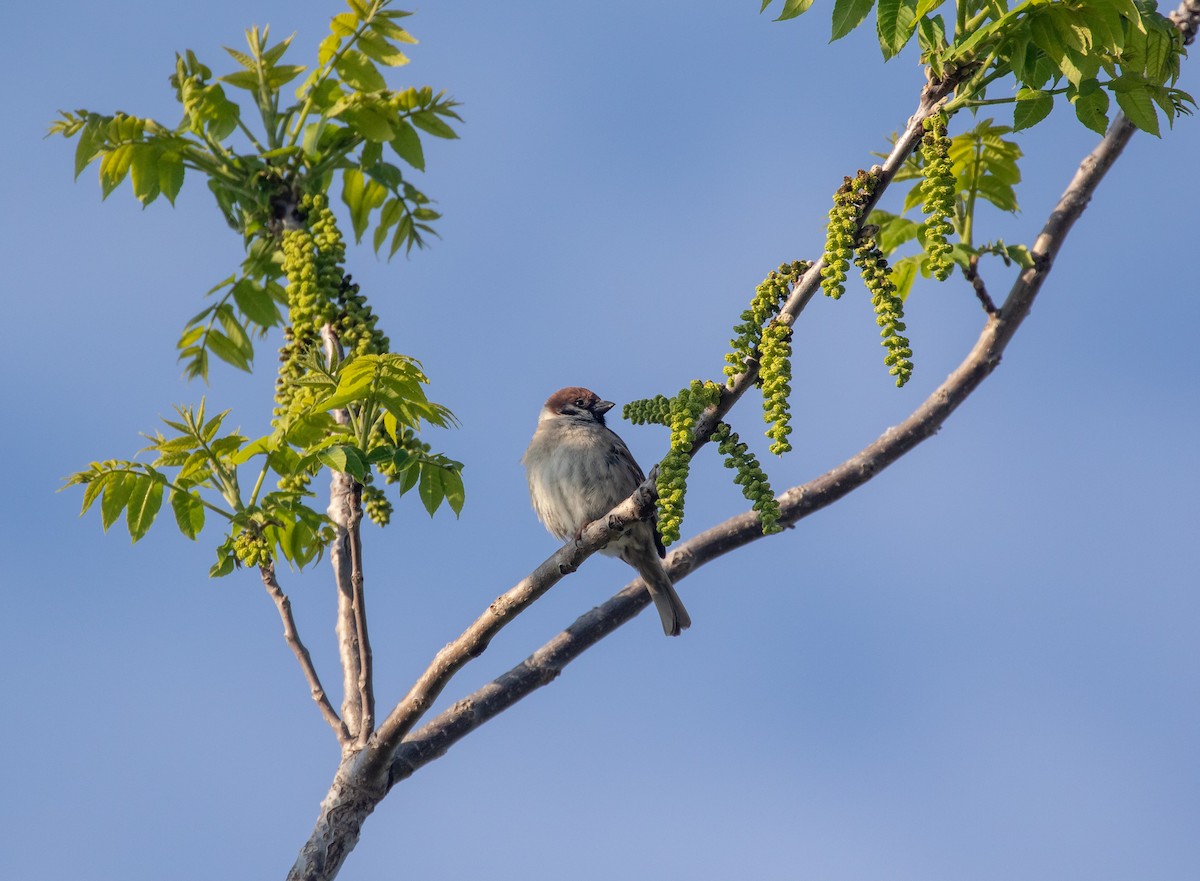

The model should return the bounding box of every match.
[360,479,660,779]
[381,106,1145,787]
[260,562,351,745]
[322,323,372,743]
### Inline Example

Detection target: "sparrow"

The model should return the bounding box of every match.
[522,387,692,636]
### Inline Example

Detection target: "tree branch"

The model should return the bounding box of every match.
[382,105,1144,788]
[361,479,660,778]
[322,323,370,743]
[260,562,351,745]
[288,0,1200,859]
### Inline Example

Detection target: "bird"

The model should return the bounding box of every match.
[522,386,692,636]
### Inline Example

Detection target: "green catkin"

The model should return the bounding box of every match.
[724,260,808,383]
[645,381,721,547]
[919,112,955,282]
[712,422,782,535]
[623,394,673,427]
[854,235,914,387]
[274,194,395,521]
[821,171,878,299]
[759,320,793,454]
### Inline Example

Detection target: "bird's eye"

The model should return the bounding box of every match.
[575,398,586,408]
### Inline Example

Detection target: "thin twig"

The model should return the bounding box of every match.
[260,562,351,745]
[966,255,997,313]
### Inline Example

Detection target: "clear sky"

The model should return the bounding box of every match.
[3,2,1197,879]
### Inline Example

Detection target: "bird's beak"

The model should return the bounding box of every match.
[596,400,616,415]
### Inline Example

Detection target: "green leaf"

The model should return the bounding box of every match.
[398,457,421,496]
[128,144,160,205]
[206,329,253,372]
[418,464,445,516]
[317,445,367,480]
[410,110,458,140]
[210,544,237,578]
[1113,76,1161,136]
[370,18,417,43]
[891,255,921,301]
[101,472,135,531]
[868,210,921,254]
[389,120,425,170]
[917,14,947,64]
[335,50,386,92]
[832,0,875,40]
[1004,243,1035,269]
[231,278,280,328]
[441,467,465,516]
[876,0,918,60]
[1070,80,1111,134]
[267,65,306,90]
[158,152,185,205]
[221,70,261,92]
[330,12,358,37]
[170,488,206,539]
[358,31,409,67]
[99,144,135,198]
[1013,88,1054,131]
[343,105,396,142]
[775,0,815,20]
[77,470,108,516]
[126,474,163,542]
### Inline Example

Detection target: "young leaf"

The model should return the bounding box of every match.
[1071,81,1111,134]
[876,0,918,60]
[158,152,185,205]
[390,119,425,170]
[206,329,253,372]
[210,544,237,578]
[231,278,281,328]
[126,473,164,542]
[101,471,136,531]
[169,487,205,540]
[832,0,875,41]
[410,111,458,140]
[1013,88,1054,131]
[441,467,465,516]
[1113,77,1161,136]
[335,50,387,92]
[418,464,445,516]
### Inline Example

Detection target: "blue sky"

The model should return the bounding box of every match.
[3,2,1197,879]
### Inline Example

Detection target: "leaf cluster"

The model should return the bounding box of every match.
[869,118,1032,296]
[761,0,1195,137]
[48,0,460,251]
[64,351,462,573]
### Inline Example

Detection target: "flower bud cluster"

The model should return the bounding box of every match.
[362,480,393,527]
[233,527,272,568]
